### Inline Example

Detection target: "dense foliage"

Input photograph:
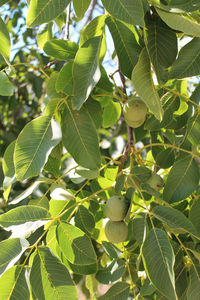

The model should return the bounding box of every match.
[1,0,200,299]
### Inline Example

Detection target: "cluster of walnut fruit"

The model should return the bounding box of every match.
[104,97,164,243]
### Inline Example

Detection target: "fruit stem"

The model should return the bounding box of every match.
[118,125,134,173]
[116,65,136,173]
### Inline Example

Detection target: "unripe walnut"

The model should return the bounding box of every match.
[123,97,147,128]
[146,174,164,191]
[105,196,127,221]
[105,220,128,244]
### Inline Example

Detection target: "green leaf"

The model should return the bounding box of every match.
[169,38,200,79]
[46,225,58,256]
[106,16,142,79]
[10,177,52,205]
[56,61,73,95]
[104,166,118,181]
[43,39,78,60]
[153,0,200,13]
[44,142,63,177]
[14,116,62,181]
[129,213,148,245]
[73,0,91,19]
[0,207,49,240]
[98,282,130,300]
[56,222,97,266]
[50,183,75,200]
[97,176,113,189]
[44,98,62,116]
[37,22,53,50]
[174,261,188,300]
[103,100,121,128]
[131,48,163,121]
[26,0,71,27]
[61,101,101,170]
[0,266,29,300]
[145,93,179,131]
[191,82,200,104]
[156,148,175,169]
[141,182,162,200]
[189,198,200,234]
[163,155,199,203]
[187,266,200,300]
[152,205,200,239]
[29,196,49,210]
[0,72,14,96]
[49,199,75,219]
[186,111,200,146]
[85,275,98,299]
[156,8,200,37]
[130,166,152,181]
[102,241,122,259]
[140,278,156,296]
[0,238,29,277]
[96,66,113,92]
[2,140,16,189]
[54,12,66,31]
[142,228,177,300]
[144,14,177,82]
[0,17,10,59]
[115,174,126,194]
[80,15,106,61]
[85,97,103,129]
[0,0,9,6]
[30,246,78,300]
[102,0,145,27]
[0,205,50,227]
[46,73,63,99]
[76,166,100,179]
[95,259,125,284]
[72,36,102,110]
[67,260,97,275]
[74,205,95,236]
[80,15,106,45]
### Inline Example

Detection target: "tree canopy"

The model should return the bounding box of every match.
[0,0,200,299]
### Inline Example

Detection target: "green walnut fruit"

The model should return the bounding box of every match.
[123,97,147,128]
[105,195,128,221]
[105,220,128,244]
[146,174,164,191]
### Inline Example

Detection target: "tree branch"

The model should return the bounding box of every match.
[84,0,97,26]
[64,3,71,40]
[42,59,58,70]
[117,63,134,173]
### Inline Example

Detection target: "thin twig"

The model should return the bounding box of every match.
[64,3,71,40]
[119,70,126,95]
[42,59,58,70]
[84,0,97,26]
[4,14,10,25]
[118,125,134,173]
[117,61,134,173]
[117,57,127,95]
